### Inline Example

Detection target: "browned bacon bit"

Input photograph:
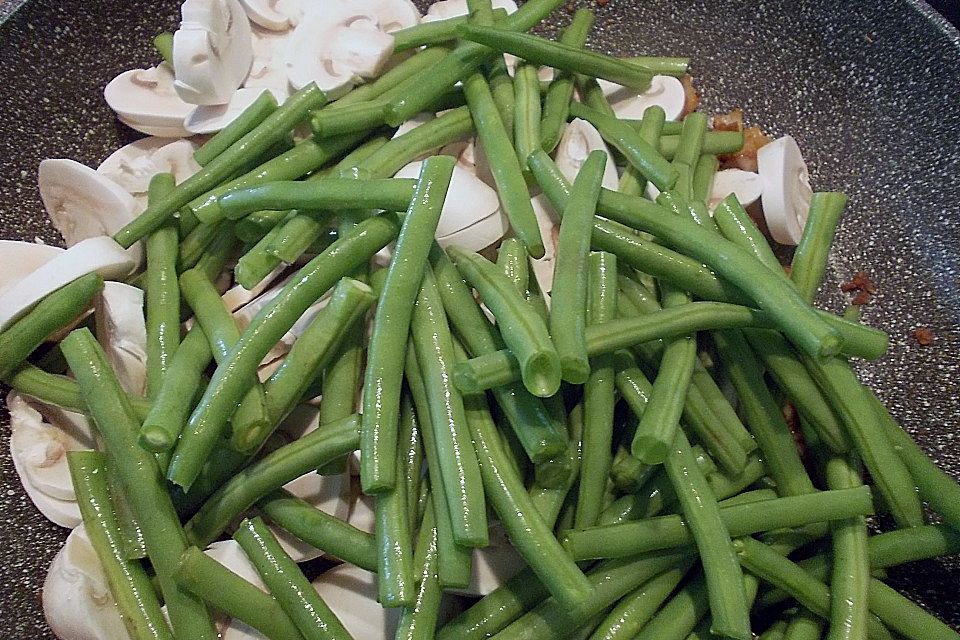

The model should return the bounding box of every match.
[913,327,935,346]
[840,271,877,305]
[680,74,700,117]
[596,0,609,6]
[712,108,744,132]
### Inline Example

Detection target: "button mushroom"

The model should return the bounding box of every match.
[708,168,763,212]
[757,135,813,245]
[246,25,292,100]
[311,564,402,638]
[103,65,194,137]
[554,118,620,190]
[0,240,64,297]
[238,0,303,31]
[173,0,255,106]
[185,87,284,134]
[421,0,517,22]
[596,75,687,121]
[98,138,201,204]
[94,282,148,396]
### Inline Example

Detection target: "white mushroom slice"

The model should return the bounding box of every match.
[347,491,375,535]
[708,168,763,212]
[392,112,435,151]
[396,160,500,237]
[451,524,523,597]
[222,264,286,312]
[0,236,135,331]
[38,159,142,262]
[104,66,194,136]
[597,75,686,122]
[43,526,130,640]
[529,193,560,298]
[757,135,813,245]
[8,392,94,527]
[435,210,510,253]
[644,180,661,202]
[422,0,517,21]
[185,87,284,134]
[206,539,268,589]
[173,0,255,106]
[246,26,292,99]
[239,0,299,30]
[0,240,64,297]
[98,138,201,194]
[554,119,620,191]
[312,565,401,638]
[94,282,148,396]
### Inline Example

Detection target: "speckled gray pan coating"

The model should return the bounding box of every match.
[0,0,958,636]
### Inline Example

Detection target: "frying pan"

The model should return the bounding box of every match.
[1,0,958,636]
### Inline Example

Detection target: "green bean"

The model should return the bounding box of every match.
[783,610,824,640]
[759,620,789,640]
[541,8,594,152]
[180,268,270,452]
[713,193,781,273]
[176,220,228,273]
[454,301,772,393]
[488,54,517,139]
[257,489,377,572]
[361,156,455,493]
[872,393,960,530]
[438,567,547,640]
[392,8,508,51]
[317,309,364,474]
[691,154,718,205]
[514,61,543,169]
[102,458,147,560]
[688,365,756,457]
[664,430,750,640]
[450,247,561,396]
[549,150,606,383]
[824,454,870,640]
[528,151,843,358]
[153,31,173,65]
[373,396,417,607]
[139,326,210,452]
[403,344,473,588]
[234,517,351,640]
[173,546,304,640]
[260,278,375,450]
[168,215,397,490]
[563,103,677,191]
[672,112,708,172]
[619,105,665,196]
[633,570,712,640]
[457,23,652,90]
[576,75,616,116]
[493,551,689,640]
[267,210,335,264]
[310,100,388,138]
[114,83,328,245]
[657,131,745,160]
[331,46,451,109]
[235,215,289,288]
[497,237,531,291]
[358,106,474,178]
[0,273,102,379]
[194,91,279,166]
[791,192,848,303]
[561,485,873,562]
[432,246,567,461]
[383,0,564,125]
[713,329,815,496]
[625,55,690,76]
[588,561,694,640]
[217,178,418,221]
[733,536,893,640]
[411,268,488,546]
[395,497,443,640]
[575,251,617,528]
[463,71,545,258]
[144,173,180,400]
[185,413,360,547]
[609,444,655,494]
[60,329,216,639]
[801,354,924,528]
[67,452,172,640]
[867,577,960,640]
[529,403,584,528]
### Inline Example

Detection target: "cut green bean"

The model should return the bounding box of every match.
[713,193,781,273]
[657,131,745,160]
[194,90,279,166]
[392,8,508,51]
[625,55,690,76]
[529,402,584,528]
[791,192,848,304]
[331,45,451,109]
[395,496,443,640]
[154,32,173,66]
[513,61,543,169]
[358,106,474,178]
[361,156,454,493]
[619,105,665,196]
[114,83,328,245]
[60,329,216,639]
[234,517,351,640]
[497,237,531,292]
[825,454,870,640]
[588,561,695,640]
[68,451,173,640]
[437,566,547,640]
[144,173,180,401]
[691,154,718,205]
[176,220,228,273]
[310,100,387,138]
[541,8,594,152]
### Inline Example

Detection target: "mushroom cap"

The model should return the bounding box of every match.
[185,87,283,134]
[0,240,64,297]
[246,25,293,99]
[554,118,620,190]
[98,138,201,194]
[94,282,148,396]
[709,168,763,212]
[598,74,687,121]
[757,135,812,245]
[238,0,300,30]
[422,0,517,22]
[104,65,194,135]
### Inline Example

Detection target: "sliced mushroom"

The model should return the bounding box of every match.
[554,118,620,190]
[238,0,301,30]
[450,523,523,597]
[708,168,763,212]
[0,236,136,331]
[284,0,419,98]
[0,240,64,297]
[185,87,284,134]
[221,264,286,312]
[173,0,255,106]
[422,0,517,22]
[597,74,687,121]
[39,158,143,263]
[103,65,194,137]
[94,282,148,396]
[43,526,130,640]
[98,138,201,194]
[528,193,560,299]
[246,25,292,99]
[311,564,402,638]
[757,135,812,245]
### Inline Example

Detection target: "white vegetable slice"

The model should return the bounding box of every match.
[554,118,619,190]
[422,0,517,21]
[94,282,148,396]
[451,524,523,597]
[185,87,284,134]
[757,135,813,245]
[246,25,292,99]
[38,159,142,263]
[708,168,763,212]
[205,539,268,589]
[43,526,130,640]
[0,240,63,297]
[221,264,286,312]
[238,0,299,30]
[528,193,560,299]
[311,565,401,638]
[173,0,255,106]
[8,392,94,527]
[395,160,501,238]
[0,236,136,331]
[98,138,201,194]
[104,65,194,136]
[597,75,686,122]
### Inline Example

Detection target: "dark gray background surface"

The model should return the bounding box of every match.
[1,0,958,636]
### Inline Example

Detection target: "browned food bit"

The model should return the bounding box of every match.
[913,327,935,346]
[680,74,700,116]
[713,108,744,132]
[719,125,772,172]
[841,270,877,305]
